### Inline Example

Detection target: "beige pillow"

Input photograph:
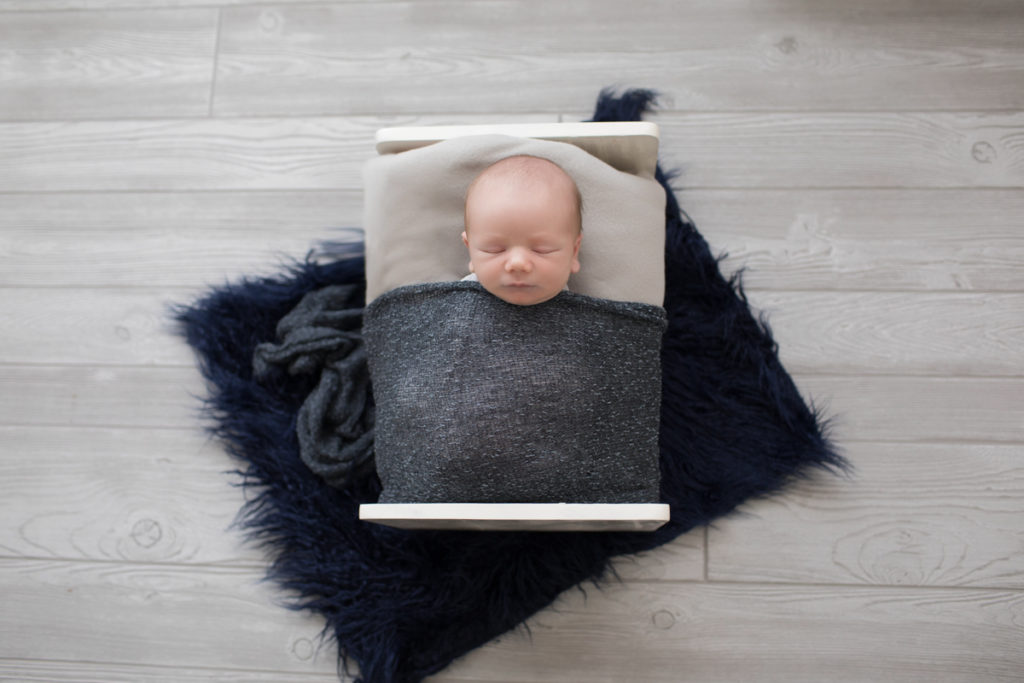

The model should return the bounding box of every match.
[362,134,666,306]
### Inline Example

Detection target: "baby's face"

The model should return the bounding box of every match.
[462,175,581,306]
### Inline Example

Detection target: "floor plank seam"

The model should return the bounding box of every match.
[207,7,223,119]
[0,655,342,679]
[4,553,1023,595]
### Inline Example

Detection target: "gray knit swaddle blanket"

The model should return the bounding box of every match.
[364,281,667,504]
[252,284,375,489]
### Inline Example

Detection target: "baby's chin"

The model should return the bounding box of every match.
[483,282,562,306]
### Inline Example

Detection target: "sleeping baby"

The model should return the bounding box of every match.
[460,155,583,306]
[363,146,665,505]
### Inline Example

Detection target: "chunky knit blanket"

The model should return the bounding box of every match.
[364,281,666,504]
[171,88,851,683]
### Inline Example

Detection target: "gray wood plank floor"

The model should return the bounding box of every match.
[2,1,1022,680]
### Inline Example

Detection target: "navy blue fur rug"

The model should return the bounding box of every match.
[171,88,851,683]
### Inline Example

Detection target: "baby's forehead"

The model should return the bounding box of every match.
[470,156,576,196]
[464,155,583,234]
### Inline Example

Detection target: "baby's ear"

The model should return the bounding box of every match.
[461,232,474,273]
[571,232,582,273]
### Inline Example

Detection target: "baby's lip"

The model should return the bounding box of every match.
[504,282,534,288]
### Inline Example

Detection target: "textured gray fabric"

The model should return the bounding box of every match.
[363,281,667,504]
[252,285,375,488]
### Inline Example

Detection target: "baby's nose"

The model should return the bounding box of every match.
[505,249,533,272]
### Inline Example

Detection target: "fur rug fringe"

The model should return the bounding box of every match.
[171,87,851,683]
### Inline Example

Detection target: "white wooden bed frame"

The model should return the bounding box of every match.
[360,121,670,532]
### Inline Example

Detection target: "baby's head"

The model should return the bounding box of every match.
[461,155,583,306]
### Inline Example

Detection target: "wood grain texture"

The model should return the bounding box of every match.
[636,111,1024,189]
[0,558,338,675]
[211,0,1024,116]
[0,114,555,192]
[1,289,203,366]
[0,365,204,428]
[0,659,344,683]
[0,191,364,287]
[2,0,1023,680]
[754,291,1024,377]
[0,9,218,120]
[3,112,1020,192]
[440,581,1024,682]
[0,426,259,566]
[4,558,1021,682]
[3,367,1021,442]
[681,188,1024,292]
[706,442,1024,589]
[795,375,1024,443]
